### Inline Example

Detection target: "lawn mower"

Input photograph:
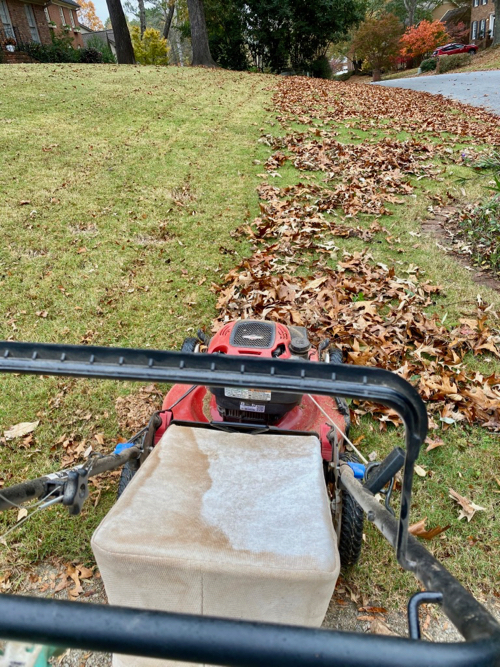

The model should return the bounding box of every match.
[0,320,499,667]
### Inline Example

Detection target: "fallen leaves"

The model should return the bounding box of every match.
[425,437,445,452]
[52,433,91,468]
[115,384,162,434]
[49,563,95,599]
[17,507,28,521]
[214,246,500,428]
[214,76,500,431]
[4,421,39,441]
[409,517,450,539]
[274,77,500,146]
[448,487,486,522]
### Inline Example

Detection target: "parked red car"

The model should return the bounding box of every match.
[432,43,478,56]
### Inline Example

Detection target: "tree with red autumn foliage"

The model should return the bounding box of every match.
[447,21,469,43]
[400,19,449,64]
[351,13,404,82]
[78,0,105,30]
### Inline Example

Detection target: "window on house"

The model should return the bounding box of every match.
[44,6,50,22]
[473,0,479,7]
[471,20,478,39]
[59,6,65,24]
[490,14,495,37]
[24,4,41,42]
[479,17,487,36]
[69,9,75,27]
[0,0,14,39]
[481,0,487,6]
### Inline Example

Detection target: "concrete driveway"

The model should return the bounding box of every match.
[374,70,500,115]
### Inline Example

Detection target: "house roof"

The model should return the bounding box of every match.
[82,29,115,45]
[440,5,471,26]
[50,0,81,9]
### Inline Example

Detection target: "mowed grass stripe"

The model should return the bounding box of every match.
[0,65,271,565]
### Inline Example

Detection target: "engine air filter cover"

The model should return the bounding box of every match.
[230,321,275,349]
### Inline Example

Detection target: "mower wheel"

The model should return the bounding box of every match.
[181,337,200,353]
[117,462,136,499]
[338,453,364,568]
[329,348,343,365]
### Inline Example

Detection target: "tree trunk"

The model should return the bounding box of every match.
[106,0,136,63]
[493,0,500,46]
[138,0,146,36]
[163,1,175,40]
[186,0,218,67]
[372,68,382,81]
[403,0,416,26]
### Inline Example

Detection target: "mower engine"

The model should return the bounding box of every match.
[208,320,319,425]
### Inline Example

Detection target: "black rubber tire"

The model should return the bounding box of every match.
[470,49,477,55]
[329,348,343,364]
[181,337,199,353]
[338,453,364,568]
[117,462,136,499]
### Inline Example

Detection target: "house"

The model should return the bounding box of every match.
[0,0,83,50]
[440,5,472,39]
[81,25,116,57]
[470,0,496,44]
[432,1,458,22]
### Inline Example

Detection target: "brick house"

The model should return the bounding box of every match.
[470,0,496,44]
[0,0,83,50]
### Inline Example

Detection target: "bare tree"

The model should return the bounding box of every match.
[106,0,136,63]
[138,0,146,35]
[163,0,175,39]
[403,0,441,26]
[186,0,218,66]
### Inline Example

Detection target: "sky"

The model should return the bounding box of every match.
[91,0,109,24]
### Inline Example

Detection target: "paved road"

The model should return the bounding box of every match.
[374,70,500,115]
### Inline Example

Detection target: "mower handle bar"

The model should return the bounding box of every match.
[0,341,499,663]
[1,340,426,570]
[0,593,498,667]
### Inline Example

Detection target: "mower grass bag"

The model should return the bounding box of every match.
[92,425,340,667]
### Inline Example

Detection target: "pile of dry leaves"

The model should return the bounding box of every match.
[273,77,500,145]
[214,77,500,430]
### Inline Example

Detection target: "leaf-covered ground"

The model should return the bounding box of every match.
[216,77,500,431]
[1,68,499,618]
[214,77,500,602]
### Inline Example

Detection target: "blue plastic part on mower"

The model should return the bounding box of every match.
[114,442,134,455]
[346,462,365,479]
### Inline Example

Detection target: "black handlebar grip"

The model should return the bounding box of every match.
[364,446,405,494]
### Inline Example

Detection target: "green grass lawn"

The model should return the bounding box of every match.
[0,63,271,565]
[0,65,499,614]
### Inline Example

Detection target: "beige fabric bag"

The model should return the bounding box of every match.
[92,425,340,667]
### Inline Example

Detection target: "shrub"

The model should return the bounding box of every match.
[309,55,332,79]
[20,41,79,63]
[334,71,352,81]
[85,34,116,63]
[79,47,103,63]
[437,52,472,73]
[131,26,169,66]
[420,57,437,72]
[459,196,500,272]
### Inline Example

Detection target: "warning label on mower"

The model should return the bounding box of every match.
[225,388,271,401]
[240,402,266,413]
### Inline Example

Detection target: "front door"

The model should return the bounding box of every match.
[0,0,15,39]
[24,3,40,43]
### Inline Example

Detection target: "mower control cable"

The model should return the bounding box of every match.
[307,394,368,464]
[0,444,142,518]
